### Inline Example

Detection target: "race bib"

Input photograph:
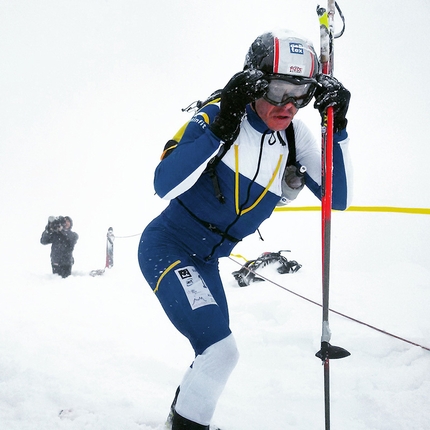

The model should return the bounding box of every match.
[175,266,217,310]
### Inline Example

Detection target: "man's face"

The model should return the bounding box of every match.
[254,98,298,131]
[63,219,71,230]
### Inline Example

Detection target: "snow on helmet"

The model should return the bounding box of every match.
[244,30,320,81]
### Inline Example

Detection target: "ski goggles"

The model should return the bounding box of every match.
[264,76,317,108]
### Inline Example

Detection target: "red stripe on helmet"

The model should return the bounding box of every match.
[309,50,315,77]
[273,37,280,74]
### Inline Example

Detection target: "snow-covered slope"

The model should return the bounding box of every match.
[1,211,429,430]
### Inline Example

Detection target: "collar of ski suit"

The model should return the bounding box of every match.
[246,104,272,134]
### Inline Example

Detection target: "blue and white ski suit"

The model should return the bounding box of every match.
[138,102,351,425]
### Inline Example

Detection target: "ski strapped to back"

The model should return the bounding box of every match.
[315,3,350,430]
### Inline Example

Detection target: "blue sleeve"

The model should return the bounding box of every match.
[305,128,350,210]
[331,129,349,210]
[154,104,223,200]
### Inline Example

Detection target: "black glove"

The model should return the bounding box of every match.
[210,69,268,142]
[313,75,350,132]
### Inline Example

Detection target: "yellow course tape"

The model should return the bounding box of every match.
[230,253,249,262]
[274,206,430,215]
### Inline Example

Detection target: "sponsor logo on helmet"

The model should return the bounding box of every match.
[289,65,303,74]
[289,42,304,55]
[290,42,304,55]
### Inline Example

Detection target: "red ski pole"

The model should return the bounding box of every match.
[316,3,349,430]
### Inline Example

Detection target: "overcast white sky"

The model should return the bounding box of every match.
[1,0,430,247]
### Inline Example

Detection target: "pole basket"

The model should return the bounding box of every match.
[316,341,351,361]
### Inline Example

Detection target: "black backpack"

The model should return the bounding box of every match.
[160,91,297,203]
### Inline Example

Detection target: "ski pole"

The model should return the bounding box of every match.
[315,3,349,430]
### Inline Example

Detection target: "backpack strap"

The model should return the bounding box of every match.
[162,93,297,203]
[285,122,296,166]
[204,139,235,204]
[278,122,296,167]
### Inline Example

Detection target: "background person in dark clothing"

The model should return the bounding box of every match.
[40,216,79,278]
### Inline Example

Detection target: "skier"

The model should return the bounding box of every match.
[40,216,79,278]
[138,29,351,429]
